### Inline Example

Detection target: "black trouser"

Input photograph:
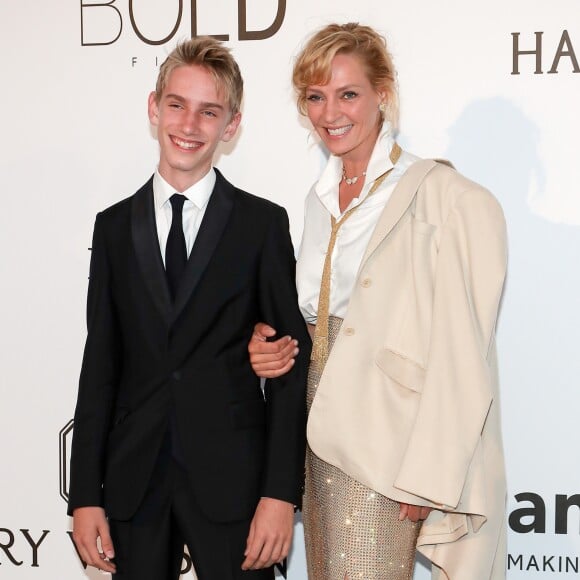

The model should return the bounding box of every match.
[109,436,274,580]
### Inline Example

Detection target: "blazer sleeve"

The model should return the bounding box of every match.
[67,213,121,515]
[257,207,311,507]
[394,187,507,509]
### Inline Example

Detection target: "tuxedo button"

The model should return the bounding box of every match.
[361,277,372,288]
[172,370,182,381]
[344,327,355,336]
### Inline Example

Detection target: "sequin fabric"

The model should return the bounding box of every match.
[304,316,421,580]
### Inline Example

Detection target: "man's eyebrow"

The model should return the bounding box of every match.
[199,101,225,110]
[164,93,186,102]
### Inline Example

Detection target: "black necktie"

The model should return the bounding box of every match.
[165,194,187,300]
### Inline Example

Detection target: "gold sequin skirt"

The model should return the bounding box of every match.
[303,316,421,580]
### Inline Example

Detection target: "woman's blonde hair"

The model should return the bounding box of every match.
[292,23,398,124]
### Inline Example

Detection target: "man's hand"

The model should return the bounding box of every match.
[242,497,294,570]
[72,506,116,573]
[248,323,299,379]
[399,502,432,522]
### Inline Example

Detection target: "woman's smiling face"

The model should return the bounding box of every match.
[305,52,384,162]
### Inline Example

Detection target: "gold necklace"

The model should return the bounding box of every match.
[342,167,366,186]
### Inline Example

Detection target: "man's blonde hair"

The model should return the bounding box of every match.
[155,37,243,114]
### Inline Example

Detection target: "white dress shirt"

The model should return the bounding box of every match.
[153,168,216,265]
[297,123,419,323]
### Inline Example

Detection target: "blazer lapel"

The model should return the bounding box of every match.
[131,177,172,325]
[359,159,438,269]
[172,169,234,323]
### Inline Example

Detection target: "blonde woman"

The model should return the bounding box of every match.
[249,23,507,580]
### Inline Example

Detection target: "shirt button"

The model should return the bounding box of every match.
[344,327,355,336]
[361,278,372,288]
[172,370,182,381]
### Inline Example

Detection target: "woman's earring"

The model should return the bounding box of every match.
[379,102,387,115]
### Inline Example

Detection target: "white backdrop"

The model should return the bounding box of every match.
[1,1,580,578]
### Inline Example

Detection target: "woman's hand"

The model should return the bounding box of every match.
[399,503,432,522]
[248,323,299,378]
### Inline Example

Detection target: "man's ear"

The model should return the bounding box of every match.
[147,91,160,126]
[222,111,242,143]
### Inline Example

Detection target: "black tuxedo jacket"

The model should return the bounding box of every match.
[68,170,310,523]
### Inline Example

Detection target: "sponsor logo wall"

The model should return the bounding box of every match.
[1,1,579,578]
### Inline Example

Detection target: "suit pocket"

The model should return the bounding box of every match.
[375,349,426,393]
[411,217,437,237]
[229,398,266,430]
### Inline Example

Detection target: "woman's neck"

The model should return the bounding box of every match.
[340,123,381,179]
[338,178,364,214]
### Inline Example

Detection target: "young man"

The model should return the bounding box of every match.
[68,37,310,580]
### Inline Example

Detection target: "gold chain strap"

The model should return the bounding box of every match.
[311,143,402,362]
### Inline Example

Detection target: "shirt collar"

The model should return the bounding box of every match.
[153,168,216,212]
[314,121,398,213]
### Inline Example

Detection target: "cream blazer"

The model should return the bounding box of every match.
[307,159,507,579]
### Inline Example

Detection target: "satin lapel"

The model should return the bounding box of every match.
[359,159,438,268]
[172,169,235,323]
[131,177,172,325]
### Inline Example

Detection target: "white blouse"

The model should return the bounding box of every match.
[296,123,419,323]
